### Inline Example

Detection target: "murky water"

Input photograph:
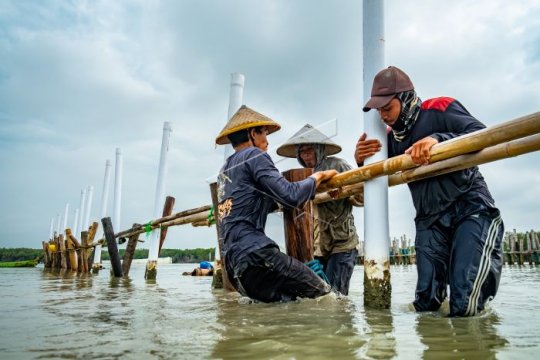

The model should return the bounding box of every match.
[0,264,538,359]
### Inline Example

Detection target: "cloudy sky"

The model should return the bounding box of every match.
[1,0,539,251]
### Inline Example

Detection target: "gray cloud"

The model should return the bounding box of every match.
[0,0,539,250]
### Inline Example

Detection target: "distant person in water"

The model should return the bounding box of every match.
[215,105,337,302]
[182,261,214,276]
[277,124,361,295]
[355,66,504,316]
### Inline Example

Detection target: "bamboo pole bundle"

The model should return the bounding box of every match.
[318,111,540,192]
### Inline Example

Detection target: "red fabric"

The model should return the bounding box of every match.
[421,97,455,112]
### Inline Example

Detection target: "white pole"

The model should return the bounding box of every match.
[72,208,79,235]
[146,122,172,278]
[62,203,69,232]
[363,0,391,308]
[216,73,245,262]
[113,148,123,231]
[83,185,94,230]
[224,73,245,160]
[93,160,112,268]
[55,212,61,236]
[49,217,55,240]
[78,188,87,235]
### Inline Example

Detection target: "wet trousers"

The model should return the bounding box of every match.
[413,207,504,316]
[318,249,357,295]
[227,245,331,303]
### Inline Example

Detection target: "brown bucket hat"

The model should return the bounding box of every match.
[215,105,281,145]
[363,66,414,112]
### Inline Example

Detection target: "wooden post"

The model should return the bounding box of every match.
[101,217,123,277]
[159,196,175,255]
[282,168,314,263]
[80,231,89,272]
[58,234,67,269]
[65,228,79,271]
[42,241,51,268]
[210,182,235,291]
[122,223,140,277]
[86,222,98,271]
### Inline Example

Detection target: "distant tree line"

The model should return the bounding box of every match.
[0,247,215,263]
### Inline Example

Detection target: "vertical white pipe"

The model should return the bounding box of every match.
[224,73,245,160]
[62,203,69,232]
[147,122,172,263]
[78,188,87,235]
[217,73,245,262]
[55,212,61,236]
[84,185,94,230]
[49,217,55,240]
[93,160,112,266]
[113,148,123,231]
[72,208,79,235]
[363,0,391,306]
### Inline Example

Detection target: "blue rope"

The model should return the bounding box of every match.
[305,259,330,284]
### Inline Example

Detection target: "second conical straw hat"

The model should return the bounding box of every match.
[215,105,281,145]
[276,124,342,158]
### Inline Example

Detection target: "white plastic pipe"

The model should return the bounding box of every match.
[62,203,69,232]
[93,160,112,266]
[147,122,173,262]
[83,185,94,231]
[113,148,123,231]
[217,73,245,262]
[363,0,390,295]
[224,73,245,160]
[78,188,87,235]
[49,217,55,240]
[72,208,79,236]
[55,212,61,236]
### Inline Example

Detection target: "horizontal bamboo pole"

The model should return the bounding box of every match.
[389,132,540,186]
[318,111,540,192]
[314,133,540,203]
[112,204,211,239]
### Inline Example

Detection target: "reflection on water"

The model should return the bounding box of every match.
[0,264,538,359]
[211,292,363,359]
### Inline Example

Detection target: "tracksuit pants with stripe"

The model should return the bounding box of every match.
[413,204,504,317]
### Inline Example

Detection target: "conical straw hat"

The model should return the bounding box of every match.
[276,124,342,158]
[215,105,281,145]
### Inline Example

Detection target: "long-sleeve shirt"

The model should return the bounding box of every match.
[387,97,496,229]
[217,147,316,275]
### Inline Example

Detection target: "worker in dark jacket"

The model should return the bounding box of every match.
[277,124,360,295]
[215,105,337,302]
[355,66,504,316]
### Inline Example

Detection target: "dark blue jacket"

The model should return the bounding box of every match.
[217,147,316,275]
[388,97,496,228]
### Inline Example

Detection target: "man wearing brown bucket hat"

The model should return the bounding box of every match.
[277,124,361,295]
[355,66,504,317]
[215,105,338,302]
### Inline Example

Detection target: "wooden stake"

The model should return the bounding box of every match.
[282,168,314,263]
[159,196,175,255]
[122,223,140,277]
[101,217,123,277]
[210,182,235,291]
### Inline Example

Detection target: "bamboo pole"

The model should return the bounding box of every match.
[389,133,540,186]
[159,196,175,255]
[318,111,540,193]
[210,182,235,291]
[65,228,78,271]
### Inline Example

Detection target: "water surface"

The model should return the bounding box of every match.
[0,264,538,359]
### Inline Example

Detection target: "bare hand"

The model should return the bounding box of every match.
[405,136,438,165]
[311,169,338,188]
[354,133,382,165]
